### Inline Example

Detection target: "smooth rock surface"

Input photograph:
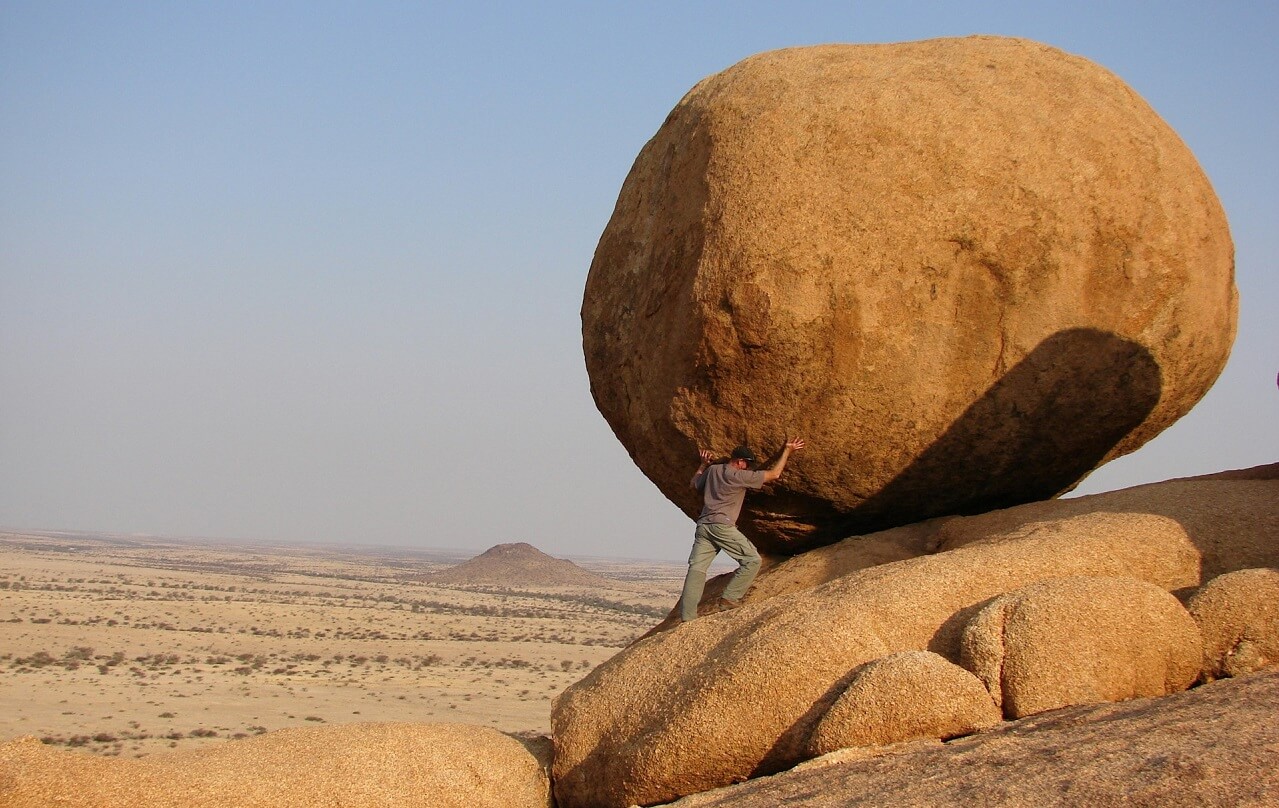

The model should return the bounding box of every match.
[1187,567,1279,681]
[582,36,1236,554]
[805,650,1001,756]
[959,576,1202,718]
[0,723,553,808]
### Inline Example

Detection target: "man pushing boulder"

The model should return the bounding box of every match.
[678,437,806,621]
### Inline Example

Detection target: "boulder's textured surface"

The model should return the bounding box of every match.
[582,36,1236,554]
[554,471,1277,808]
[0,723,552,808]
[805,651,1001,756]
[1187,567,1279,681]
[959,576,1202,718]
[662,670,1279,808]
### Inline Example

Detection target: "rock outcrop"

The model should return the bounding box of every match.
[0,723,552,808]
[1188,567,1279,681]
[552,472,1279,808]
[804,651,1000,756]
[647,468,1279,634]
[959,576,1202,718]
[660,670,1279,807]
[582,36,1237,554]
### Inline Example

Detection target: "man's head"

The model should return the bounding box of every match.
[730,445,758,470]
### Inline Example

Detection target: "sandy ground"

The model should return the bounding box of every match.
[0,531,686,758]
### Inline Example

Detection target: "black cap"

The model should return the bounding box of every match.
[730,445,758,463]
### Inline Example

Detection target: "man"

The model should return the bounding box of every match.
[678,437,806,622]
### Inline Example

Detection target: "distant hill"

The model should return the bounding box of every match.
[422,542,626,589]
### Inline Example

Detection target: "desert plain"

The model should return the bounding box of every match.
[0,529,696,758]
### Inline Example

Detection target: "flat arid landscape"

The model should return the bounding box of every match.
[0,530,694,758]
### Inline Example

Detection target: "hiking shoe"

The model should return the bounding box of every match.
[715,597,742,612]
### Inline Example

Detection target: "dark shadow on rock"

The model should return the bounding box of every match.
[928,596,1001,660]
[752,663,865,778]
[742,327,1163,554]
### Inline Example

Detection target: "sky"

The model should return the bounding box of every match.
[2,2,1276,562]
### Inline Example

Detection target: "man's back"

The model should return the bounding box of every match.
[696,463,765,526]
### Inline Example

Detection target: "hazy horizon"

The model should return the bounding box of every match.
[0,524,701,566]
[3,3,1276,562]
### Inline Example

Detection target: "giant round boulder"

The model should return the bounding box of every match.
[581,36,1236,555]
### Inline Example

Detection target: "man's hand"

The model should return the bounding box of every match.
[761,436,806,483]
[691,448,715,489]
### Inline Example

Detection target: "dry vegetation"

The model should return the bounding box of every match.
[0,530,686,758]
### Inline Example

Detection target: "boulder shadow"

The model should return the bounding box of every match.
[745,327,1164,552]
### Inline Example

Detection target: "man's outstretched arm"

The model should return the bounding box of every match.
[761,437,806,484]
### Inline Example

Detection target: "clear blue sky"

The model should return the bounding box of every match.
[2,2,1275,560]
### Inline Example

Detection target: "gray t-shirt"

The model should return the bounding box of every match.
[693,463,766,526]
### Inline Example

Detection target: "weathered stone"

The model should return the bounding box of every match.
[552,512,1199,808]
[0,723,552,808]
[958,576,1202,718]
[1187,567,1279,681]
[931,474,1279,580]
[582,36,1236,554]
[554,471,1276,808]
[805,651,1001,756]
[659,671,1279,808]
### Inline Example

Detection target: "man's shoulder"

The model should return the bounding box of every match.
[723,466,767,487]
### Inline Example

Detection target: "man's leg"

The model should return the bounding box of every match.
[678,527,719,622]
[705,524,761,603]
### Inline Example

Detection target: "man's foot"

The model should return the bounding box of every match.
[715,597,742,612]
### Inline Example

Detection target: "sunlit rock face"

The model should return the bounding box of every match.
[959,575,1203,719]
[0,723,553,808]
[549,472,1279,808]
[581,36,1237,555]
[1189,568,1279,681]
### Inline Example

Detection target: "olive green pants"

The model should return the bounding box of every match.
[679,523,761,622]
